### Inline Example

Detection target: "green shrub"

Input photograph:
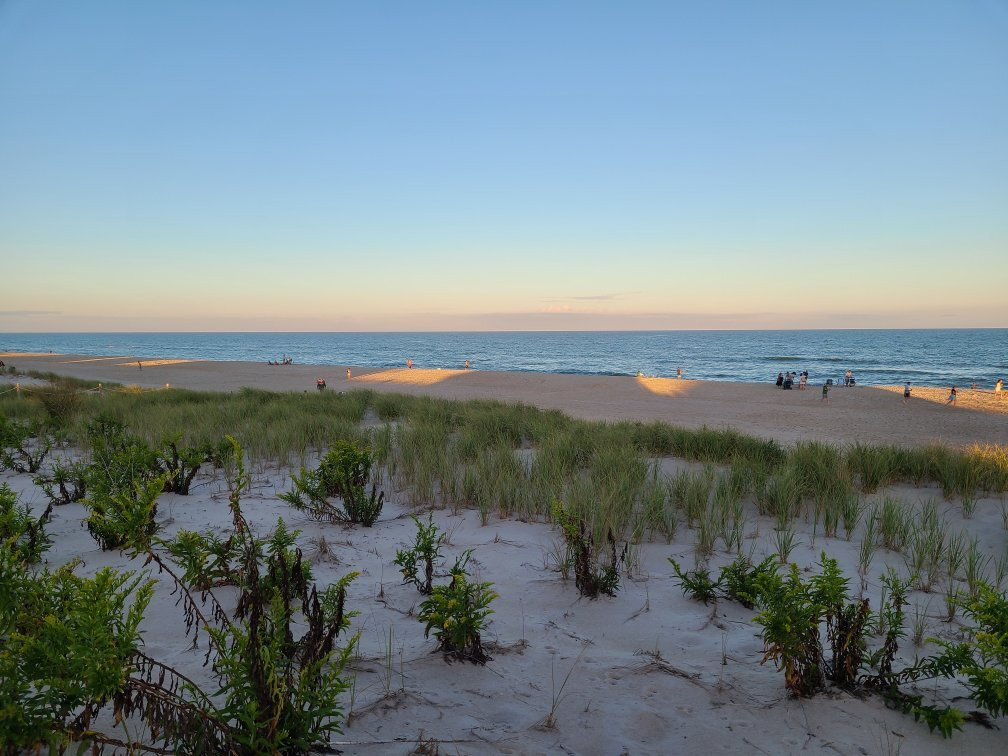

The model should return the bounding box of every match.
[669,554,778,609]
[0,483,52,564]
[395,514,444,594]
[280,441,384,526]
[33,457,88,505]
[752,554,849,696]
[84,473,166,552]
[0,550,154,750]
[0,416,54,474]
[418,551,497,664]
[552,500,626,598]
[668,558,720,604]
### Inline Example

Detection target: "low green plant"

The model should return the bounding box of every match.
[281,441,385,526]
[552,500,626,598]
[154,434,211,494]
[752,553,877,696]
[33,457,88,505]
[162,529,242,591]
[720,554,778,609]
[0,416,54,474]
[394,514,444,594]
[668,558,720,604]
[84,473,168,552]
[668,554,777,609]
[418,551,498,664]
[145,437,361,753]
[0,483,52,564]
[0,548,154,751]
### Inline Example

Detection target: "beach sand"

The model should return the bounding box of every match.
[3,352,1007,447]
[3,353,1008,754]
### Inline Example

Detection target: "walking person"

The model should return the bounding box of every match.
[996,378,1004,399]
[821,382,830,402]
[677,367,683,380]
[903,381,911,405]
[946,386,957,406]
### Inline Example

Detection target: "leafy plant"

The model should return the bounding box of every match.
[395,514,444,594]
[0,483,52,564]
[84,473,167,552]
[33,457,88,505]
[669,554,778,609]
[552,500,626,598]
[0,547,154,751]
[161,529,242,591]
[0,416,54,474]
[668,558,720,604]
[141,437,361,753]
[154,434,210,494]
[418,551,498,664]
[280,441,385,526]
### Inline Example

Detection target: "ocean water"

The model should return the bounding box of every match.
[2,330,1006,388]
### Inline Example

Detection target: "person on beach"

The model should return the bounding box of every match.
[465,359,470,370]
[903,381,911,404]
[996,378,1003,398]
[316,377,326,391]
[677,367,683,379]
[798,372,807,390]
[776,372,784,388]
[947,386,956,405]
[346,368,351,380]
[822,382,830,402]
[407,358,413,370]
[137,361,142,370]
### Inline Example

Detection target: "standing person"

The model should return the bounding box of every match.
[676,367,683,380]
[465,359,470,370]
[903,381,912,404]
[996,378,1003,398]
[821,382,830,402]
[407,358,413,370]
[346,368,351,380]
[947,386,957,405]
[137,361,142,370]
[776,372,784,388]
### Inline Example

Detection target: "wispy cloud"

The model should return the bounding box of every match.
[0,310,61,317]
[541,294,624,303]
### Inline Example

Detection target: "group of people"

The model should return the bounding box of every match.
[268,355,293,365]
[775,371,808,390]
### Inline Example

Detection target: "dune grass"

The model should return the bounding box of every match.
[3,382,1007,554]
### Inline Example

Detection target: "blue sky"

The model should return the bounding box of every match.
[1,1,1006,331]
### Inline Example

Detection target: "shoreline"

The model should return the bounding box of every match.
[2,352,1006,448]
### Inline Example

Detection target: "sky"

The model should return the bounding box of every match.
[1,1,1006,332]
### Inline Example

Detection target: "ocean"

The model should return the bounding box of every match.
[2,330,1006,388]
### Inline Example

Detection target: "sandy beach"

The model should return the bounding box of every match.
[3,351,1006,448]
[3,352,1008,754]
